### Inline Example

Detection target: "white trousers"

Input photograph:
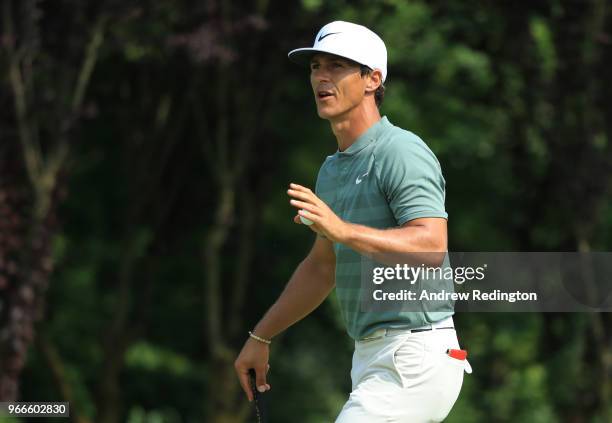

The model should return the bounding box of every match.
[335,324,471,422]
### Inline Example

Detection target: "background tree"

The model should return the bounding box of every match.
[0,0,104,408]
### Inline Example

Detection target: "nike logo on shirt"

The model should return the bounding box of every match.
[356,172,369,184]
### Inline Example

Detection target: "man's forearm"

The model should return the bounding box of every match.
[342,223,440,253]
[339,221,447,267]
[252,256,335,340]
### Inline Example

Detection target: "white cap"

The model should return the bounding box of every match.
[288,21,388,82]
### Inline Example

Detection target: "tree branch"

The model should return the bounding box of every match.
[4,0,43,187]
[37,15,106,221]
[36,333,93,423]
[71,16,106,114]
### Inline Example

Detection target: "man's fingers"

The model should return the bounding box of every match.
[287,188,314,202]
[289,182,309,191]
[293,214,302,224]
[255,365,270,392]
[237,369,254,402]
[289,183,313,194]
[299,209,320,224]
[289,184,328,209]
[289,199,320,215]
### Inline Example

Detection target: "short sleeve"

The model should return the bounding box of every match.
[374,133,448,226]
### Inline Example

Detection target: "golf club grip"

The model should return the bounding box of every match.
[248,369,268,423]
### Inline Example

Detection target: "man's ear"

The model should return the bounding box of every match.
[365,69,383,94]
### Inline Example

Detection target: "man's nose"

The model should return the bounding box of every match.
[312,67,331,81]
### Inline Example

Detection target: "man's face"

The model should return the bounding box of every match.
[310,53,368,120]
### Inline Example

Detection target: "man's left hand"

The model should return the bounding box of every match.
[288,183,349,243]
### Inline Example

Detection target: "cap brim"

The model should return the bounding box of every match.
[288,48,360,66]
[287,48,324,65]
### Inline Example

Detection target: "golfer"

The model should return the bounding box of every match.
[235,20,471,422]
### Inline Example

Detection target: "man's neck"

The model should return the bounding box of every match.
[329,105,382,152]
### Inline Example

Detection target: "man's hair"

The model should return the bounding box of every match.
[360,65,385,107]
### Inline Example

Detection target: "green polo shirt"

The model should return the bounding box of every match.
[315,116,454,340]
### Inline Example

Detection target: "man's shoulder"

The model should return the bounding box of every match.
[318,153,336,171]
[374,124,437,163]
[315,153,337,182]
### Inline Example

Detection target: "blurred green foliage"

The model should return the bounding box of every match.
[2,0,609,422]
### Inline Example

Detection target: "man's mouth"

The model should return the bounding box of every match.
[317,90,335,99]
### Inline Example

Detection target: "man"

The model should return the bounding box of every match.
[234,21,471,422]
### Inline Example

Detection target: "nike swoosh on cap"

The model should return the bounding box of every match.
[318,32,341,42]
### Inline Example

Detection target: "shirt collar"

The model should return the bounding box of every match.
[338,116,391,156]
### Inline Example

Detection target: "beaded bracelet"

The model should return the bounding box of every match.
[248,331,272,345]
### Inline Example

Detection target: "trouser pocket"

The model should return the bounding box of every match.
[391,334,426,388]
[430,351,465,421]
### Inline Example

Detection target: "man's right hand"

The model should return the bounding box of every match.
[234,235,335,402]
[234,337,271,402]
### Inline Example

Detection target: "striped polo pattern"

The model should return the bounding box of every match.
[315,116,454,340]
